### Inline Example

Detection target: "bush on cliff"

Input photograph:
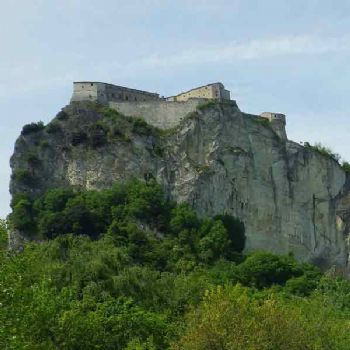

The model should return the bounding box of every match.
[306,142,341,162]
[21,121,45,135]
[0,219,8,251]
[341,161,350,173]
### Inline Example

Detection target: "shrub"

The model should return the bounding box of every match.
[214,214,245,253]
[132,118,153,135]
[0,219,8,251]
[100,106,122,121]
[197,100,217,111]
[257,117,271,127]
[71,131,88,146]
[56,110,69,120]
[154,145,164,157]
[46,122,62,134]
[12,169,36,186]
[21,121,45,135]
[342,161,350,173]
[25,152,41,167]
[285,275,319,296]
[39,140,49,149]
[11,198,36,232]
[306,142,340,162]
[89,124,107,148]
[173,285,350,350]
[235,252,303,288]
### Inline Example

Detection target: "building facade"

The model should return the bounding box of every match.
[166,82,230,102]
[260,112,286,124]
[260,112,287,140]
[70,82,160,104]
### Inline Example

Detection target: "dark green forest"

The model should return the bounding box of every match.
[2,180,350,349]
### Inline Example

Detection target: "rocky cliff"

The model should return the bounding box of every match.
[10,101,350,271]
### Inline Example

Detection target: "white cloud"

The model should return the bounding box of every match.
[1,34,349,99]
[138,34,350,68]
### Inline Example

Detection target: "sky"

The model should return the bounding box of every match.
[1,0,350,217]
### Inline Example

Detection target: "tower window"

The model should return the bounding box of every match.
[90,83,94,86]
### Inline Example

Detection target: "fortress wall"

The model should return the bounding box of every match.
[71,82,159,104]
[109,99,204,129]
[260,112,287,141]
[105,85,159,102]
[167,83,231,102]
[71,82,106,103]
[176,85,216,101]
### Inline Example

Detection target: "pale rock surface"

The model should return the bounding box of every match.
[10,102,350,270]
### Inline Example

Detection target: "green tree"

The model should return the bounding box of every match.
[234,252,304,288]
[0,219,8,251]
[172,284,350,350]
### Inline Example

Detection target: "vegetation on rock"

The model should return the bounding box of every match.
[341,161,350,174]
[21,121,45,135]
[305,142,341,162]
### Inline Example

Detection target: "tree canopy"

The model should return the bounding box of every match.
[2,179,350,349]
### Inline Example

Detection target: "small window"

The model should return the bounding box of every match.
[111,93,115,98]
[125,96,129,101]
[91,83,94,86]
[135,97,137,101]
[82,85,84,88]
[119,94,122,99]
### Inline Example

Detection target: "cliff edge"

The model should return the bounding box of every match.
[10,101,350,271]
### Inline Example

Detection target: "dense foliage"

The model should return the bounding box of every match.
[341,161,350,174]
[21,121,45,135]
[10,180,245,270]
[305,142,341,162]
[3,180,350,349]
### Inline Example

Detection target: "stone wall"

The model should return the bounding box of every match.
[71,82,159,104]
[70,82,103,103]
[109,99,205,129]
[167,83,231,102]
[260,112,287,140]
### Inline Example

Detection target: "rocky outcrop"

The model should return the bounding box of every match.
[10,101,350,271]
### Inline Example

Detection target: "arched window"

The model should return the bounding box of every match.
[125,96,129,101]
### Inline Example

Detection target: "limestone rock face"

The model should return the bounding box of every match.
[10,102,350,270]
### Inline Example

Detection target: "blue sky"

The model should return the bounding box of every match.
[1,0,350,217]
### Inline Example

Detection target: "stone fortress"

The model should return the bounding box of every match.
[71,81,160,104]
[165,82,230,102]
[71,81,286,138]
